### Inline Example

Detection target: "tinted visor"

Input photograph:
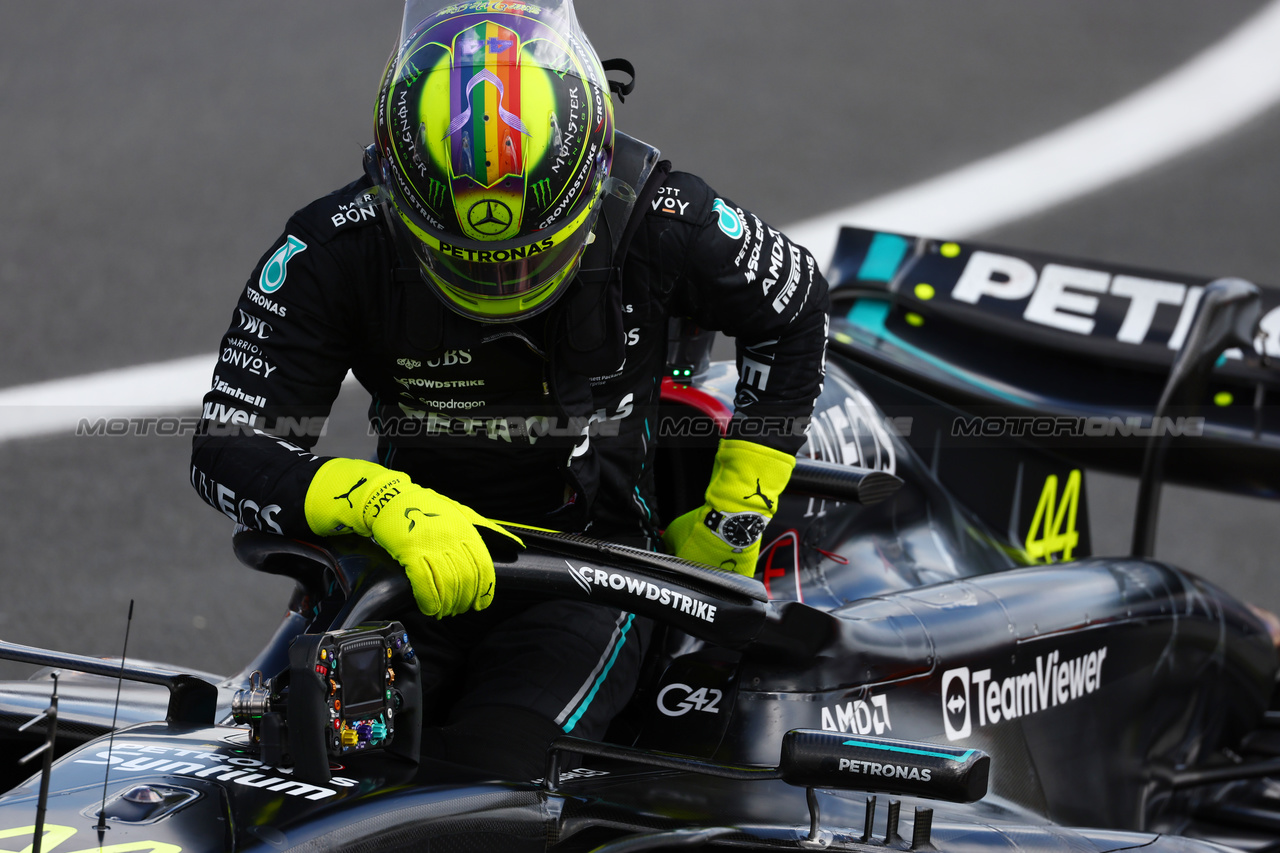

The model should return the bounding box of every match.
[407,193,601,322]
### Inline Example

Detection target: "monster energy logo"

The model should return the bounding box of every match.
[547,50,571,80]
[532,179,552,208]
[425,178,447,211]
[400,60,423,87]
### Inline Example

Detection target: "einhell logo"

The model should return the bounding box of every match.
[942,646,1109,741]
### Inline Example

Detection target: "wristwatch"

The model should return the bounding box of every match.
[703,508,769,551]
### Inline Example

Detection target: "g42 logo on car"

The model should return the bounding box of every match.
[657,683,723,717]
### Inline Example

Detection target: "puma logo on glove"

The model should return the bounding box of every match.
[663,439,795,578]
[305,458,522,617]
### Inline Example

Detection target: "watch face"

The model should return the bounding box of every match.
[721,512,768,549]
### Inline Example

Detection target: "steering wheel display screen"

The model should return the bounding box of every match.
[339,642,386,715]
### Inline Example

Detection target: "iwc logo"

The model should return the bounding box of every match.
[467,199,514,236]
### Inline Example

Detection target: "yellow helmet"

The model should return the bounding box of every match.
[371,0,615,322]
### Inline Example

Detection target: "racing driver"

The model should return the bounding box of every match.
[191,0,830,780]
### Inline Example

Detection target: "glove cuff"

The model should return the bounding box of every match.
[703,438,796,517]
[304,458,404,537]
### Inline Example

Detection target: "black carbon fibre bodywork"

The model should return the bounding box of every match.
[0,228,1278,851]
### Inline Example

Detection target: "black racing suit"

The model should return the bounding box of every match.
[192,162,830,778]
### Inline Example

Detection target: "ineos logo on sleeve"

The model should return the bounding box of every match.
[467,199,514,236]
[657,683,722,717]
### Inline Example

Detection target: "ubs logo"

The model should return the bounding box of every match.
[467,199,513,236]
[942,667,971,740]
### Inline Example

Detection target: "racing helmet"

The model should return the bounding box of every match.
[371,0,615,323]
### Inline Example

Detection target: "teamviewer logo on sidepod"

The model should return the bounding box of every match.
[942,667,971,740]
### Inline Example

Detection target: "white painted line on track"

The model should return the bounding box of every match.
[786,0,1280,262]
[0,355,220,443]
[4,0,1280,444]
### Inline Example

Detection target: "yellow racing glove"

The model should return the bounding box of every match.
[662,439,796,577]
[304,458,522,618]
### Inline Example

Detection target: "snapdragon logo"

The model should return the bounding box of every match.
[941,646,1109,741]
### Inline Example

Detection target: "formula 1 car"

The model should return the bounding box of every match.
[0,225,1278,852]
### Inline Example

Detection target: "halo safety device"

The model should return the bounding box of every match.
[370,0,615,323]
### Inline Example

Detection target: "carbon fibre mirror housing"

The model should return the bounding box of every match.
[779,729,990,803]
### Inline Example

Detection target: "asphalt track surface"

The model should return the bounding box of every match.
[1,1,1279,680]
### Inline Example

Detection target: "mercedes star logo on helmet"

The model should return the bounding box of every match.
[467,199,514,236]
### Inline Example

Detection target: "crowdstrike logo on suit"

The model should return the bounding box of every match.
[941,646,1109,740]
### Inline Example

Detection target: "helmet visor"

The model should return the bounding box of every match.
[399,0,588,51]
[403,188,602,322]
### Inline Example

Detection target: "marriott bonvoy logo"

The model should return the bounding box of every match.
[941,646,1108,740]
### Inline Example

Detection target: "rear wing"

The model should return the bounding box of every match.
[825,226,1280,500]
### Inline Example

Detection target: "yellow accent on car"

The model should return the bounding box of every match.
[0,824,182,853]
[1024,470,1082,563]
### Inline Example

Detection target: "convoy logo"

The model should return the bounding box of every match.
[657,683,723,717]
[941,646,1109,741]
[259,235,307,294]
[652,187,691,218]
[220,347,277,379]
